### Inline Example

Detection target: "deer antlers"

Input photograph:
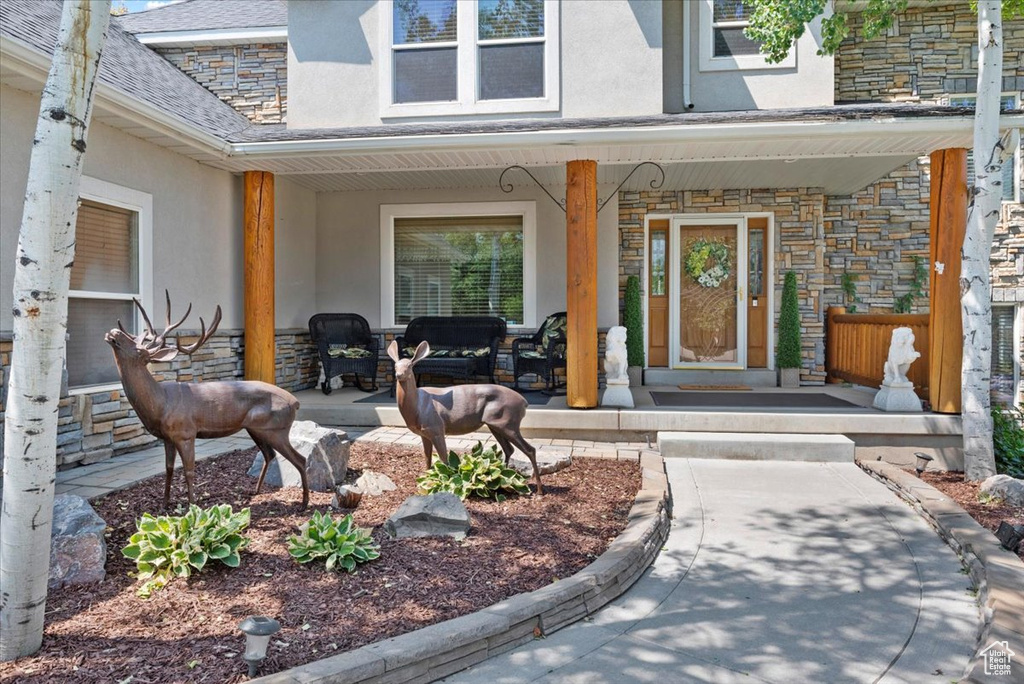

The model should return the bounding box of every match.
[118,290,222,358]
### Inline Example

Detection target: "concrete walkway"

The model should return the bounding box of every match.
[444,460,980,684]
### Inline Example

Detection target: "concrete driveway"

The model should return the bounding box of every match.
[443,460,979,683]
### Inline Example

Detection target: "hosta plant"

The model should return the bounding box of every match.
[417,442,530,501]
[122,504,251,598]
[287,511,380,573]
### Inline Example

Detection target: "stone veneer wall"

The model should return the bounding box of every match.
[0,330,316,470]
[155,43,287,123]
[835,3,1024,103]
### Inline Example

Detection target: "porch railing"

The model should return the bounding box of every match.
[825,306,929,398]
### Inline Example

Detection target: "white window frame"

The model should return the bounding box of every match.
[380,201,537,329]
[945,91,1022,203]
[68,176,153,394]
[379,0,560,118]
[698,0,795,72]
[991,302,1022,409]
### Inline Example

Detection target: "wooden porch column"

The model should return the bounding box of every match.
[244,170,275,383]
[566,160,598,408]
[928,149,967,413]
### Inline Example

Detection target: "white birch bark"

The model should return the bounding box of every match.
[0,0,110,660]
[960,0,1006,481]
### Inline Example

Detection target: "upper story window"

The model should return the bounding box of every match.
[699,0,794,72]
[68,177,152,391]
[382,0,559,118]
[947,93,1021,203]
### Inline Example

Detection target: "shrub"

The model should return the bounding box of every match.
[624,275,644,367]
[993,404,1024,478]
[287,511,380,573]
[776,271,802,369]
[122,504,250,598]
[417,442,530,501]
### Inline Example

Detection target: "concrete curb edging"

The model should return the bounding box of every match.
[859,461,1024,684]
[254,450,672,684]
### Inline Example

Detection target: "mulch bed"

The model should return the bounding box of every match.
[1,443,640,683]
[920,471,1024,562]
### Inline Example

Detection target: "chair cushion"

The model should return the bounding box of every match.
[328,344,373,359]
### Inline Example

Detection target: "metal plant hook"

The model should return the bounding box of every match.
[596,162,665,213]
[499,165,567,213]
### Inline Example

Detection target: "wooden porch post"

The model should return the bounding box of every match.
[928,149,967,413]
[244,170,275,383]
[566,160,598,408]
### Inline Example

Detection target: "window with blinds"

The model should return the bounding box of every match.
[991,305,1018,406]
[67,199,140,388]
[393,215,524,325]
[948,94,1020,202]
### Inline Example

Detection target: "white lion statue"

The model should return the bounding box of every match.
[604,326,629,384]
[883,327,921,387]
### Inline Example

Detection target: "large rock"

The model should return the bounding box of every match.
[49,494,107,590]
[509,449,572,477]
[354,470,396,496]
[247,421,350,492]
[981,474,1024,507]
[384,493,471,540]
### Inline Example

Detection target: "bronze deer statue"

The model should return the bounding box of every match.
[387,340,542,493]
[105,292,309,509]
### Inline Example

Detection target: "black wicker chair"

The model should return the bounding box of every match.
[308,313,379,393]
[512,312,567,391]
[391,316,507,395]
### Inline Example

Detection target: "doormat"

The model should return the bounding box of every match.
[677,384,751,391]
[356,389,550,406]
[650,391,862,409]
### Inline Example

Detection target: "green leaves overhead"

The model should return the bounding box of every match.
[287,511,380,573]
[121,504,251,598]
[417,442,531,501]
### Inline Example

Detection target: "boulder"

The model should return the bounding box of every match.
[247,421,350,492]
[384,493,471,540]
[354,470,396,496]
[49,494,107,590]
[509,449,572,477]
[981,474,1024,507]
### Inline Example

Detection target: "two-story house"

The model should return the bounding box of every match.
[0,0,1021,469]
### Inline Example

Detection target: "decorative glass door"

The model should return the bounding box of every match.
[672,219,746,368]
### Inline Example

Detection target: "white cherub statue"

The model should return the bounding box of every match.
[604,326,629,384]
[883,327,921,388]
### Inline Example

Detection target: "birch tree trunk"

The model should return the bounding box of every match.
[960,0,1004,481]
[0,0,110,660]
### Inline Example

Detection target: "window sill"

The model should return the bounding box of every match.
[698,54,796,72]
[381,96,558,120]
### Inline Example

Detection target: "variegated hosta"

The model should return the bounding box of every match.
[122,504,251,598]
[287,511,380,573]
[416,442,531,501]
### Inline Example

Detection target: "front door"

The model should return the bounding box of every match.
[671,219,746,369]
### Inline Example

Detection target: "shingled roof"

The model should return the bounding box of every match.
[0,0,251,140]
[115,0,287,35]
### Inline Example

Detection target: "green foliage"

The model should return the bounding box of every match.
[624,275,644,368]
[840,272,862,313]
[122,504,250,598]
[287,511,380,573]
[744,0,1023,65]
[992,404,1024,478]
[417,442,531,500]
[893,256,928,313]
[776,271,802,369]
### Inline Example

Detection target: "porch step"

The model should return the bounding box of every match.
[657,431,855,462]
[643,369,777,388]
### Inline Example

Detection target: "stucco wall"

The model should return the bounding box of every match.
[314,185,620,330]
[0,85,245,333]
[275,177,318,329]
[287,0,663,128]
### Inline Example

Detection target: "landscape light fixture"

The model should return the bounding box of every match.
[914,452,933,476]
[238,615,280,678]
[995,521,1024,553]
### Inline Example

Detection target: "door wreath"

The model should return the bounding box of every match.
[684,238,732,288]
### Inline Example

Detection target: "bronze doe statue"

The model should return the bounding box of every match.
[388,340,542,493]
[105,293,309,509]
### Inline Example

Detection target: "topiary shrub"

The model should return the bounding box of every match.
[776,271,802,369]
[993,404,1024,478]
[122,504,251,598]
[624,275,644,368]
[417,442,530,501]
[287,511,380,573]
